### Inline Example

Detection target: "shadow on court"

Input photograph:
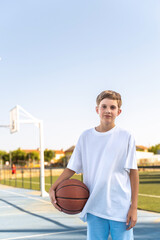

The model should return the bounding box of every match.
[134,222,160,240]
[0,198,76,229]
[0,184,87,240]
[0,184,160,240]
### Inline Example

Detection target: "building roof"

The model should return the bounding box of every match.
[136,145,148,151]
[54,150,64,154]
[64,146,75,153]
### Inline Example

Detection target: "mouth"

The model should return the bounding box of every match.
[104,115,111,118]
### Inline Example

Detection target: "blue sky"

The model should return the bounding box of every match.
[0,0,160,152]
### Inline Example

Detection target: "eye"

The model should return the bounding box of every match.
[102,105,107,109]
[111,106,116,110]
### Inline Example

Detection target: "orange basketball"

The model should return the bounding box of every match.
[55,179,89,214]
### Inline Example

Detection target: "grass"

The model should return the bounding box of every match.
[1,170,160,213]
[138,171,160,212]
[0,174,82,192]
[138,196,160,213]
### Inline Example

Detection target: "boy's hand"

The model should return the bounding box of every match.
[49,187,61,212]
[126,206,137,230]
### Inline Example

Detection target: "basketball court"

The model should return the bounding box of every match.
[1,184,160,240]
[1,105,160,239]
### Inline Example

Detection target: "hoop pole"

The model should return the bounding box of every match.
[39,121,48,197]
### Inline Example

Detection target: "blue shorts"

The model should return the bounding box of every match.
[87,213,134,240]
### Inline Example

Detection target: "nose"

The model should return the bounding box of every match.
[105,108,111,113]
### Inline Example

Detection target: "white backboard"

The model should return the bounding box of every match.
[10,106,19,133]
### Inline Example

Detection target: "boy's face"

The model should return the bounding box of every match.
[96,98,121,125]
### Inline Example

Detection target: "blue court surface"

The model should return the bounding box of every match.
[0,184,160,240]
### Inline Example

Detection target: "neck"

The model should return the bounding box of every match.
[95,123,115,132]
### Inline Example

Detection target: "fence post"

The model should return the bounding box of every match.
[9,168,11,186]
[22,168,23,188]
[4,169,6,184]
[30,168,32,189]
[50,168,52,186]
[15,170,17,187]
[0,168,1,184]
[39,167,41,191]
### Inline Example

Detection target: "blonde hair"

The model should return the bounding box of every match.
[96,90,122,108]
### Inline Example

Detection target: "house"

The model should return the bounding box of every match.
[53,150,65,163]
[136,151,160,165]
[64,146,75,155]
[63,146,75,163]
[136,145,148,152]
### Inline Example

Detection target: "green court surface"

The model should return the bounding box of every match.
[1,184,160,240]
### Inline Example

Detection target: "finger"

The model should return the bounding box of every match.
[126,216,130,226]
[127,224,134,230]
[49,190,62,211]
[53,202,62,211]
[49,191,56,203]
[52,199,61,211]
[49,195,55,204]
[50,198,56,205]
[127,226,131,230]
[126,221,136,230]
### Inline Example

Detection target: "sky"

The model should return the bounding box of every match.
[0,0,160,152]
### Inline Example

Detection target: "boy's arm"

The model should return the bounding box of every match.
[126,169,139,230]
[49,168,75,211]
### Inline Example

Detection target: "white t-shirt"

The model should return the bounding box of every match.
[67,125,138,222]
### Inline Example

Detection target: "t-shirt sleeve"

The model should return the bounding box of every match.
[124,134,138,172]
[67,137,82,174]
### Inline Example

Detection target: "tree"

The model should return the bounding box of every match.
[44,149,55,162]
[11,148,26,165]
[26,152,40,162]
[0,151,9,164]
[2,153,9,163]
[0,151,7,158]
[148,144,160,154]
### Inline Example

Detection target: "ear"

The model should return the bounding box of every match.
[95,106,99,114]
[117,109,122,116]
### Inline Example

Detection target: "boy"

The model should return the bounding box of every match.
[49,90,139,240]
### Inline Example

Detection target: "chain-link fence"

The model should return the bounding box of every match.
[0,167,82,192]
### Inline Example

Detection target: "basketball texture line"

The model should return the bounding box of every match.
[59,207,83,212]
[56,184,89,192]
[56,196,88,199]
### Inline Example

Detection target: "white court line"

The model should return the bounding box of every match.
[7,179,51,186]
[0,190,49,203]
[0,206,12,209]
[138,193,160,199]
[0,229,86,240]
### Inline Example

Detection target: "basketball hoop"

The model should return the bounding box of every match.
[8,105,48,197]
[10,106,19,133]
